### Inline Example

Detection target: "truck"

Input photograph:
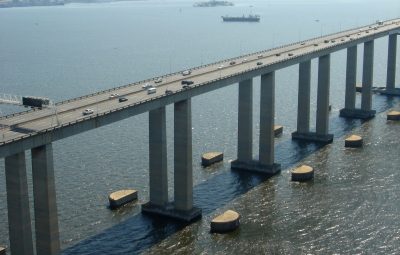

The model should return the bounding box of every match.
[22,96,50,108]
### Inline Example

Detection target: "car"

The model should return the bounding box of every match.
[147,87,156,94]
[301,42,306,45]
[154,78,162,83]
[109,93,119,99]
[346,35,351,37]
[218,65,224,69]
[276,53,281,56]
[257,54,263,58]
[230,61,236,65]
[165,89,173,95]
[341,39,345,41]
[357,33,361,35]
[142,83,152,89]
[314,44,318,46]
[181,80,194,85]
[366,31,369,33]
[374,27,378,30]
[82,109,94,115]
[324,39,330,43]
[118,97,128,102]
[182,84,191,89]
[288,53,294,56]
[256,62,263,66]
[241,58,248,63]
[331,40,336,43]
[182,70,191,76]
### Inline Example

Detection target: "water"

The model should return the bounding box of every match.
[0,0,400,254]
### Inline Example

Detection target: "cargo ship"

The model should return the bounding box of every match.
[221,14,260,22]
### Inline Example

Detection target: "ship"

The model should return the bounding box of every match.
[221,14,260,22]
[194,0,233,7]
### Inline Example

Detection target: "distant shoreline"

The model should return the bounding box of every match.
[0,0,146,8]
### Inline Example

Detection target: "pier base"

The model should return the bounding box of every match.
[142,202,201,222]
[375,87,400,96]
[231,160,281,175]
[291,131,333,143]
[339,108,376,119]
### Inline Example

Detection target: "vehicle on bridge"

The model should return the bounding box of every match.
[257,62,263,66]
[147,87,157,94]
[181,80,194,85]
[142,83,153,89]
[229,61,236,65]
[109,93,119,99]
[165,89,173,95]
[82,109,94,115]
[182,70,191,76]
[154,78,162,83]
[118,97,128,102]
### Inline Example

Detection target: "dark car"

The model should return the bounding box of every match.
[118,97,128,102]
[165,89,173,95]
[257,62,263,66]
[181,80,194,85]
[229,61,236,65]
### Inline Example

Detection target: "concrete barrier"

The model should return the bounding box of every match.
[202,152,223,167]
[387,110,400,120]
[210,210,240,233]
[108,189,138,209]
[345,135,363,147]
[291,165,314,181]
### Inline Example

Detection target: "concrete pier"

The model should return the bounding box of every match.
[339,46,357,117]
[360,40,376,118]
[31,144,60,255]
[292,60,311,139]
[293,55,333,143]
[379,34,400,95]
[5,152,34,255]
[237,79,253,163]
[148,107,168,206]
[232,73,280,174]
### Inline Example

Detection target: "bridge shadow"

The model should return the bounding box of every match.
[62,95,395,255]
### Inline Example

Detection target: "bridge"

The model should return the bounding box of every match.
[1,18,400,255]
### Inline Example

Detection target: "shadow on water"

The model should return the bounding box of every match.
[63,95,396,255]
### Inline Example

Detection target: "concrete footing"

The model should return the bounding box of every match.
[0,246,6,255]
[210,210,240,233]
[142,202,202,222]
[231,159,281,175]
[345,135,363,147]
[109,190,138,209]
[274,125,283,136]
[376,87,400,96]
[291,131,333,143]
[387,110,400,120]
[291,165,314,181]
[201,152,223,167]
[339,108,376,119]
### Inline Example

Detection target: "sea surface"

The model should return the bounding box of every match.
[0,0,400,254]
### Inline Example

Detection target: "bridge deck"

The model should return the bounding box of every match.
[1,19,400,157]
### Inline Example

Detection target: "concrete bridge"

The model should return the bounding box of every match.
[1,18,399,255]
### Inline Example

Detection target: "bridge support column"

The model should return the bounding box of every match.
[232,72,280,174]
[173,99,201,220]
[360,40,376,118]
[231,79,253,168]
[142,103,200,222]
[293,55,333,143]
[31,144,60,255]
[292,60,311,139]
[340,46,360,118]
[5,152,34,255]
[379,34,400,95]
[142,107,169,215]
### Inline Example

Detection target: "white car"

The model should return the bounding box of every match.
[109,93,119,99]
[218,65,224,69]
[154,78,162,83]
[147,87,157,94]
[182,70,191,76]
[142,83,152,89]
[82,109,94,115]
